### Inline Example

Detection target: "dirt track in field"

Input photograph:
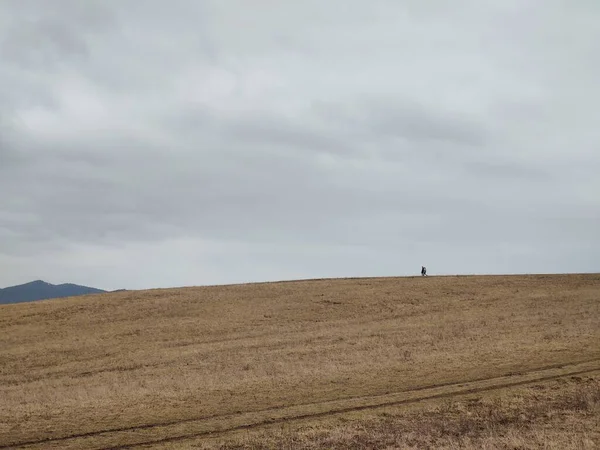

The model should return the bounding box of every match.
[6,359,600,450]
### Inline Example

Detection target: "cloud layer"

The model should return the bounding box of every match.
[1,0,599,289]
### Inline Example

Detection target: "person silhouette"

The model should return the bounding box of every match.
[421,266,427,276]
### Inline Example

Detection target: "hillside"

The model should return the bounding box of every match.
[1,274,599,449]
[0,280,106,304]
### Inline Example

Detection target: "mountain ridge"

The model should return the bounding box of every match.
[0,280,108,305]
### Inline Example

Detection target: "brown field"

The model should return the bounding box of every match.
[1,274,599,449]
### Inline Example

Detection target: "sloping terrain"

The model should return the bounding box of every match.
[0,274,599,449]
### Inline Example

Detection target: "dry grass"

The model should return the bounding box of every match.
[205,373,600,450]
[0,274,599,448]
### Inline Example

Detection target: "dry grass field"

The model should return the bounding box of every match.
[1,274,599,449]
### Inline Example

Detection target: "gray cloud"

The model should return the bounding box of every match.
[0,0,599,290]
[314,97,490,146]
[1,19,88,68]
[461,160,553,182]
[0,0,116,70]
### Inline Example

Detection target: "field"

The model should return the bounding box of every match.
[1,274,599,449]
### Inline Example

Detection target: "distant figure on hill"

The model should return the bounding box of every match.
[421,266,427,276]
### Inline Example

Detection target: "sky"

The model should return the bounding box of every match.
[1,0,599,290]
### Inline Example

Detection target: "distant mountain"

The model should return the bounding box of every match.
[0,280,107,305]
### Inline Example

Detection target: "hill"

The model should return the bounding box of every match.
[0,280,107,304]
[0,274,599,449]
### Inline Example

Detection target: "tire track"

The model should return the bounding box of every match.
[107,364,600,450]
[5,358,600,450]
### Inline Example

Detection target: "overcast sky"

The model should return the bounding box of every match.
[1,0,599,290]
